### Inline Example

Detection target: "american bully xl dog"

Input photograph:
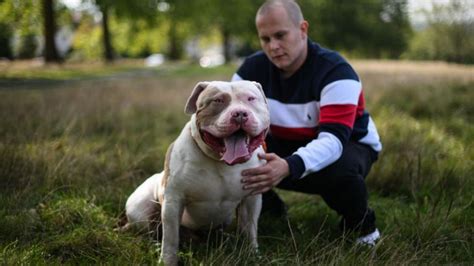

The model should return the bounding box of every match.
[121,80,270,265]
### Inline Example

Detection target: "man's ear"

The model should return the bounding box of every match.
[185,81,210,114]
[252,81,267,104]
[300,20,309,39]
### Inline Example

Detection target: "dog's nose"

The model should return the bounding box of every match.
[231,110,248,124]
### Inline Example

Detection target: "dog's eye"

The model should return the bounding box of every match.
[248,96,256,102]
[213,98,224,104]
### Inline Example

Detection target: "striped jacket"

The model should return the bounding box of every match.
[232,41,382,180]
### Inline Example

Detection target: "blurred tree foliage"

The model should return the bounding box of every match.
[0,0,70,59]
[83,0,159,62]
[404,0,474,64]
[16,34,37,59]
[158,0,200,60]
[301,0,411,58]
[113,19,169,58]
[0,0,41,59]
[201,0,263,63]
[70,14,102,60]
[3,0,473,65]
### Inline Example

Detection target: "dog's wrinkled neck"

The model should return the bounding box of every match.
[190,115,222,161]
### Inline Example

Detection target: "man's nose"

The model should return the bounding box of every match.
[269,39,280,50]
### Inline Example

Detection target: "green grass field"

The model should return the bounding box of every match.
[0,60,473,264]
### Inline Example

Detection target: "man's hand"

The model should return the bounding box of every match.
[241,153,290,195]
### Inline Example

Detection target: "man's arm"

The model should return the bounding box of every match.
[291,77,362,178]
[240,68,362,192]
[241,77,361,193]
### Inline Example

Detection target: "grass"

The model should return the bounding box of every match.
[0,60,473,264]
[0,59,149,80]
[0,59,238,82]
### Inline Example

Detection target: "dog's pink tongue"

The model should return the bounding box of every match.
[222,133,249,165]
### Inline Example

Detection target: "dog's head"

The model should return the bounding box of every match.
[185,81,270,165]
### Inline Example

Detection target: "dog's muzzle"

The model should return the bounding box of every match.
[201,128,267,165]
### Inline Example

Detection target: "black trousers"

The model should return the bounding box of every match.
[275,141,378,234]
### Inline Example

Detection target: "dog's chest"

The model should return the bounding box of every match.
[166,130,265,228]
[174,165,248,229]
[180,164,248,201]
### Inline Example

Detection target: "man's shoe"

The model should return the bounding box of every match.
[355,228,380,247]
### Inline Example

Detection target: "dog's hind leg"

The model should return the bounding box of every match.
[123,173,162,233]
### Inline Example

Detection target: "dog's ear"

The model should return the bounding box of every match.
[185,81,210,114]
[251,81,267,104]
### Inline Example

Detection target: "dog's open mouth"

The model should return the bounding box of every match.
[201,129,266,165]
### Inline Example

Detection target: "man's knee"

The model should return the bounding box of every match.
[321,142,376,180]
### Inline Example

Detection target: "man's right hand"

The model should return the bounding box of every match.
[241,153,289,195]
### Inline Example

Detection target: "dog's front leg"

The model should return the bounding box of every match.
[238,194,262,249]
[160,196,183,266]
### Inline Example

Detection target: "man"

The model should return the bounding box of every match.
[232,0,382,246]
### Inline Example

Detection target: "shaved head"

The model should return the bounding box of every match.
[256,0,304,26]
[255,0,308,77]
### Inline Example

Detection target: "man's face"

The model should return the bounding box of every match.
[256,6,308,77]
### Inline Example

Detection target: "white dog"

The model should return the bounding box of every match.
[121,81,270,265]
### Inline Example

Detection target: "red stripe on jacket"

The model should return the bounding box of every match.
[270,125,317,141]
[356,90,365,117]
[319,104,357,128]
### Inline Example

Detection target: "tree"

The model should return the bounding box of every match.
[17,34,37,59]
[404,0,474,64]
[42,0,61,62]
[165,0,262,63]
[160,0,202,60]
[210,0,262,63]
[88,0,158,62]
[0,0,72,60]
[428,0,474,64]
[0,22,13,59]
[97,2,114,61]
[0,2,13,59]
[376,0,412,58]
[301,0,411,58]
[0,0,41,59]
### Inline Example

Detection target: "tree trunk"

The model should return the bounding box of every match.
[101,5,114,62]
[168,22,181,60]
[222,27,231,64]
[42,0,61,63]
